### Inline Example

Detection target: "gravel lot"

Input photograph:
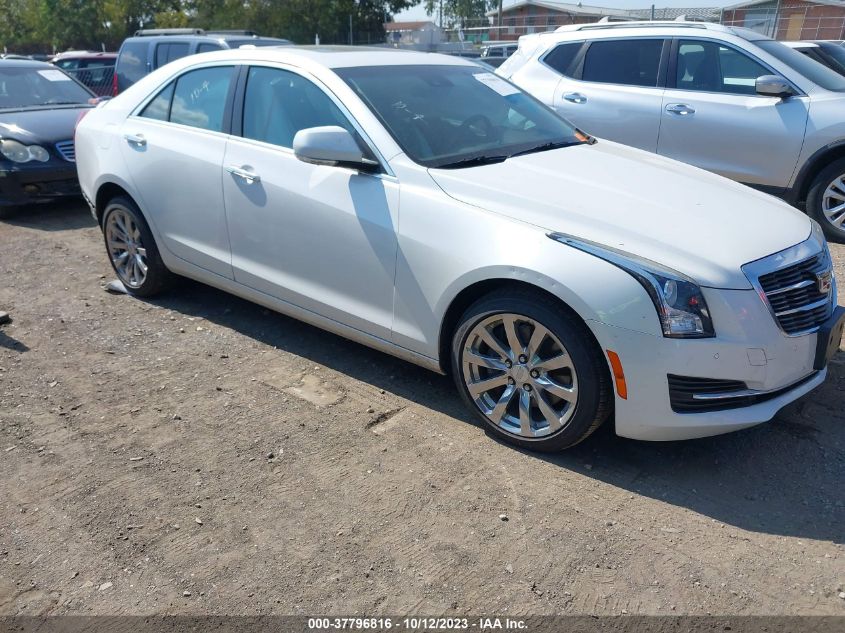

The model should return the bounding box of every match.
[0,201,843,616]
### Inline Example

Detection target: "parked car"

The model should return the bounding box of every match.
[498,21,845,242]
[75,47,843,452]
[480,43,518,68]
[0,59,94,216]
[115,28,291,94]
[51,50,117,96]
[783,40,845,77]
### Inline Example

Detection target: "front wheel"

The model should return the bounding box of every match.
[102,196,174,297]
[451,289,612,452]
[807,158,845,243]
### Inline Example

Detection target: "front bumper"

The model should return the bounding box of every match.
[590,286,840,441]
[0,161,81,207]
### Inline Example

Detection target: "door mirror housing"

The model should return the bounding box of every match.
[755,75,796,99]
[293,126,379,171]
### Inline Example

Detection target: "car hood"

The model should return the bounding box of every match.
[427,141,813,289]
[0,106,90,144]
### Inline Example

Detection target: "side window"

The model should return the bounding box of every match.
[155,42,190,68]
[677,40,771,95]
[241,66,355,149]
[582,39,664,87]
[55,59,78,69]
[543,42,583,77]
[117,40,148,87]
[140,81,175,121]
[197,43,223,54]
[170,66,234,131]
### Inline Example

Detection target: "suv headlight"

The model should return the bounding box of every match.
[549,232,715,338]
[0,139,50,163]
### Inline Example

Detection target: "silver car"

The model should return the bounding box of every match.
[499,20,845,242]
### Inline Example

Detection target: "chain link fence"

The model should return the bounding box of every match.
[60,64,115,97]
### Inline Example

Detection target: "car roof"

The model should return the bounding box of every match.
[53,51,117,58]
[0,58,55,68]
[180,45,477,69]
[124,33,290,44]
[536,19,768,44]
[783,41,818,48]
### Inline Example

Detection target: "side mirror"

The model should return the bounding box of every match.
[755,75,796,99]
[293,126,379,171]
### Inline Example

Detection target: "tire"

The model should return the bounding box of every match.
[450,288,612,452]
[101,196,174,297]
[807,157,845,243]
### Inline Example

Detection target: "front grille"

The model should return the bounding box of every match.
[668,373,818,414]
[55,140,75,162]
[755,251,833,335]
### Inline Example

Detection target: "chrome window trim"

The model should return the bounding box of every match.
[741,235,834,337]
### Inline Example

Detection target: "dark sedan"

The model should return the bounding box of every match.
[0,59,95,217]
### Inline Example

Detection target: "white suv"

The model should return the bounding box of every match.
[498,21,845,242]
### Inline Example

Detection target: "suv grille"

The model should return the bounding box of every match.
[754,251,833,335]
[55,140,75,162]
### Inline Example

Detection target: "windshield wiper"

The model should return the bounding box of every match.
[509,140,581,158]
[435,154,509,169]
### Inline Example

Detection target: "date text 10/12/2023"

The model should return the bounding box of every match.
[307,617,528,630]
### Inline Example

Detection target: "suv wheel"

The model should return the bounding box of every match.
[451,289,612,452]
[807,158,845,243]
[102,196,174,297]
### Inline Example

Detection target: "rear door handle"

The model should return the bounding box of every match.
[123,133,146,147]
[226,165,261,185]
[665,103,695,115]
[563,92,587,104]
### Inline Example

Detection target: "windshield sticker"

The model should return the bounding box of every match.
[38,69,72,82]
[473,72,519,96]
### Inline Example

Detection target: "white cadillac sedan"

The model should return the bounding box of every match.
[75,47,844,452]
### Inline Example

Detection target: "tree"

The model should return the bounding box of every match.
[423,0,493,28]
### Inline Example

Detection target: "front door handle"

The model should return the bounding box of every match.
[563,92,587,104]
[226,165,261,185]
[665,103,695,115]
[123,133,146,147]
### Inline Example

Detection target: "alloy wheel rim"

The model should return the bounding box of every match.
[106,209,148,288]
[822,174,845,229]
[461,313,578,439]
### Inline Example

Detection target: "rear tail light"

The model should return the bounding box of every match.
[112,71,118,96]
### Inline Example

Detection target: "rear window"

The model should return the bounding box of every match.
[757,39,845,91]
[582,39,663,87]
[117,40,148,90]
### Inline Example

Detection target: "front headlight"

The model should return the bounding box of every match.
[0,139,50,163]
[549,232,715,338]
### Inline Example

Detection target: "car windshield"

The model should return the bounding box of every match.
[0,66,92,108]
[336,64,583,168]
[757,40,845,91]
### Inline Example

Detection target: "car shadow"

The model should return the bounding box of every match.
[0,328,30,352]
[2,200,95,231]
[143,278,843,544]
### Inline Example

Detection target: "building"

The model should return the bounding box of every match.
[483,2,721,41]
[721,0,845,40]
[383,21,443,50]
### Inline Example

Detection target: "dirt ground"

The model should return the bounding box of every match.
[0,201,843,617]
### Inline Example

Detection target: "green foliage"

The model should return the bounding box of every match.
[0,0,419,54]
[422,0,494,27]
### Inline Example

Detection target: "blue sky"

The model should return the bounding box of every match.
[396,0,731,22]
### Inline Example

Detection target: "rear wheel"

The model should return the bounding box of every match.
[102,196,173,297]
[451,289,612,452]
[807,158,845,243]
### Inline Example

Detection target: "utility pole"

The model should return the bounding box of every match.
[349,14,353,45]
[497,0,503,40]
